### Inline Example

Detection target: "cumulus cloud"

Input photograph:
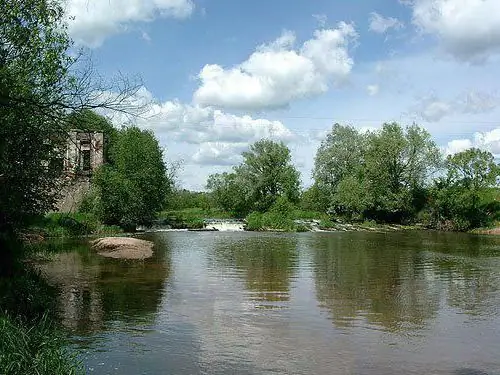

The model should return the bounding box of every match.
[412,91,500,122]
[369,12,404,34]
[65,0,194,47]
[102,87,296,165]
[192,142,247,166]
[445,128,500,155]
[193,23,358,110]
[410,0,500,62]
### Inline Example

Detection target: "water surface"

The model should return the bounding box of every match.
[38,231,500,374]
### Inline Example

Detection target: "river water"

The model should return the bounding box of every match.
[37,231,500,375]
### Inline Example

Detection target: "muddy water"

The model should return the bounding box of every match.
[38,231,500,374]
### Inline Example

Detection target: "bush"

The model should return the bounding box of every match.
[246,212,263,231]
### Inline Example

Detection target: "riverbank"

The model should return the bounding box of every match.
[0,240,83,374]
[26,212,123,241]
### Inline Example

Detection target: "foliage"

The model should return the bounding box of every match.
[0,0,73,232]
[0,1,140,236]
[239,139,301,212]
[245,212,264,231]
[158,208,229,229]
[299,184,330,213]
[425,149,500,231]
[0,315,83,375]
[313,124,367,205]
[246,197,297,232]
[313,123,441,223]
[207,172,251,217]
[166,189,212,211]
[0,259,83,375]
[87,126,172,229]
[208,139,301,215]
[30,212,122,237]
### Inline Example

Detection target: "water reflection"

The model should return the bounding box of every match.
[213,233,298,307]
[310,232,500,331]
[35,231,500,375]
[36,235,171,335]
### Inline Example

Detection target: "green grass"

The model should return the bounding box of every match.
[0,315,83,375]
[30,212,123,238]
[0,251,83,375]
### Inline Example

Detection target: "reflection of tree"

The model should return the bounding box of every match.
[36,235,171,335]
[214,234,298,305]
[312,232,442,331]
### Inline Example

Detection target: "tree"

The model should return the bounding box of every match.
[0,0,141,238]
[312,123,440,222]
[362,123,440,221]
[428,148,500,230]
[88,127,172,229]
[238,139,300,212]
[313,124,367,206]
[206,172,251,217]
[207,139,301,215]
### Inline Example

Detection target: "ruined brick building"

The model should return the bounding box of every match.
[56,130,105,212]
[63,130,105,176]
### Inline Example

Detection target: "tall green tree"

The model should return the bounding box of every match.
[363,123,440,221]
[207,139,301,215]
[313,124,367,204]
[0,0,140,239]
[89,127,172,229]
[313,123,440,222]
[238,139,300,212]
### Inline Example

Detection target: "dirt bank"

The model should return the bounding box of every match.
[91,237,154,260]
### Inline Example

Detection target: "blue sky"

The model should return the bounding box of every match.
[65,0,500,189]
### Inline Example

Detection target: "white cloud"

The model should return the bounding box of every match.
[193,22,358,110]
[65,0,194,47]
[192,142,247,166]
[103,87,296,166]
[410,0,500,62]
[412,91,500,122]
[367,84,380,96]
[369,12,404,34]
[445,128,500,155]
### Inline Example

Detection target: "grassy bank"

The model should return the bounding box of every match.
[28,212,123,239]
[0,240,83,374]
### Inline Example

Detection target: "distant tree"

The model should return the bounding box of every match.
[89,127,172,229]
[238,139,301,212]
[362,123,440,222]
[428,148,500,230]
[313,123,440,222]
[207,139,301,215]
[313,124,367,206]
[206,172,251,217]
[300,184,330,213]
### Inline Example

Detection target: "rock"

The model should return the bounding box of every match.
[91,237,154,260]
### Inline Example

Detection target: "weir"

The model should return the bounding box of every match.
[203,219,246,232]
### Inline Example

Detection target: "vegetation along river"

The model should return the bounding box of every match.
[36,231,500,375]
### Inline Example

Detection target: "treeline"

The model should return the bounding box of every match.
[203,123,500,232]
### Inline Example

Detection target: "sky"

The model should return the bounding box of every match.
[64,0,500,190]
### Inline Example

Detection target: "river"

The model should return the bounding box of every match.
[37,231,500,375]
